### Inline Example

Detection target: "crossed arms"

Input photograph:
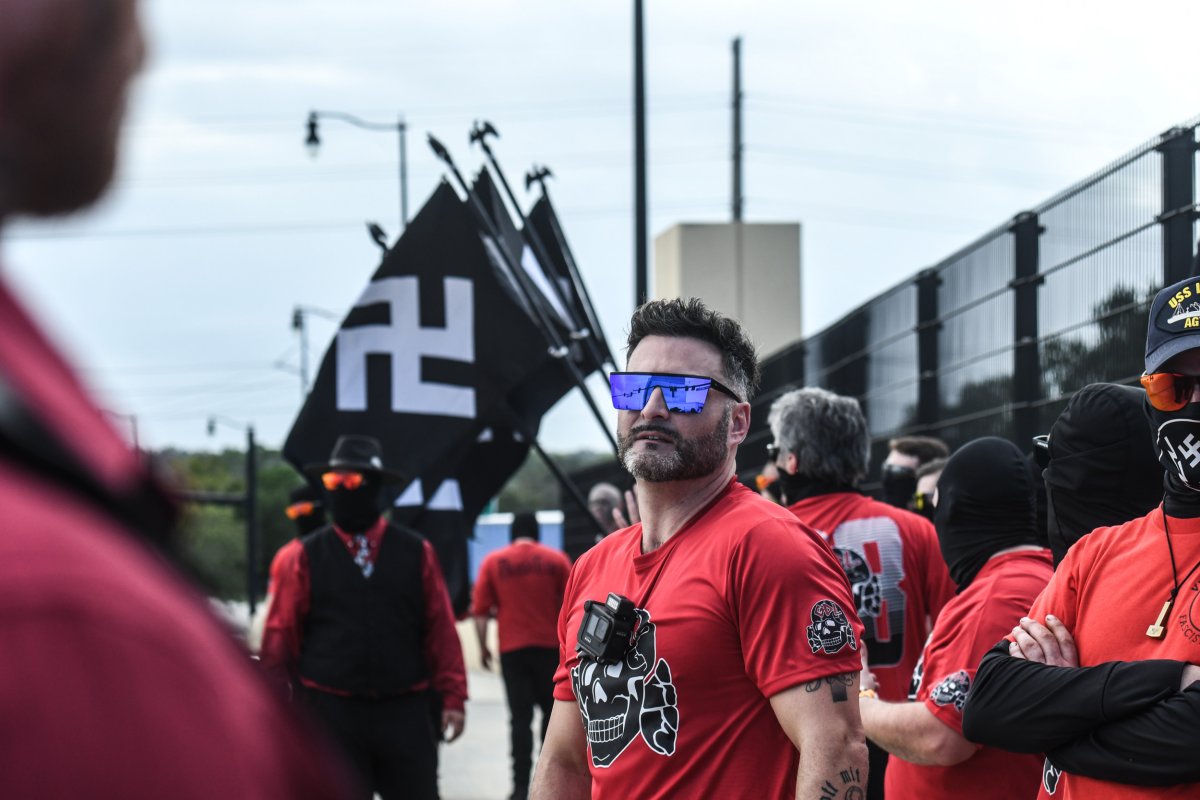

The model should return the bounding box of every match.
[962,616,1200,786]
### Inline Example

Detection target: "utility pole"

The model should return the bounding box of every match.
[634,0,648,308]
[732,36,744,222]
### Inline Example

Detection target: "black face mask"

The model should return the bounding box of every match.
[327,476,384,533]
[777,469,857,505]
[881,463,917,508]
[934,437,1040,592]
[1145,399,1200,517]
[1043,384,1163,563]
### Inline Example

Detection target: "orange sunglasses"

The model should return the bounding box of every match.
[321,470,366,491]
[1141,372,1200,412]
[285,501,316,520]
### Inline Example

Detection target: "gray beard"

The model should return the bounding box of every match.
[618,406,731,482]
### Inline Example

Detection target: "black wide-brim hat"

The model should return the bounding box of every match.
[304,434,406,485]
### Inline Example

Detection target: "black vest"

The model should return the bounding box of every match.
[297,522,428,696]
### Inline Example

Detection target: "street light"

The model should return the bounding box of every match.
[207,415,259,616]
[291,305,339,399]
[305,110,408,235]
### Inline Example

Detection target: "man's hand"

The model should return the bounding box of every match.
[1009,615,1078,667]
[480,644,493,671]
[612,487,640,528]
[442,709,466,743]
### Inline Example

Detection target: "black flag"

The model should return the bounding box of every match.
[526,192,613,374]
[284,180,560,484]
[284,180,591,611]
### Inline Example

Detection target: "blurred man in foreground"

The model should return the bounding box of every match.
[0,0,347,795]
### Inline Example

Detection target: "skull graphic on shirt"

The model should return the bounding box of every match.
[930,670,971,711]
[833,547,882,619]
[571,607,678,768]
[807,599,858,655]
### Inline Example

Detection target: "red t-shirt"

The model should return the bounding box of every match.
[788,493,955,702]
[554,480,864,799]
[0,281,349,797]
[885,549,1052,800]
[1025,509,1200,799]
[472,540,570,653]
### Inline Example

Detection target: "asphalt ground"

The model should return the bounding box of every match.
[439,621,548,800]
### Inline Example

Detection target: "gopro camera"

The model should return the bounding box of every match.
[576,593,637,664]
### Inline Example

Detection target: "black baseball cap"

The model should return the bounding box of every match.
[1145,276,1200,373]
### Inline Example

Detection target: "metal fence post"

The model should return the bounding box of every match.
[915,269,940,433]
[1157,126,1197,286]
[1010,211,1044,448]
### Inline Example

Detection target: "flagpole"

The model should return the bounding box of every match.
[524,164,619,372]
[428,134,620,456]
[495,403,607,539]
[469,122,615,377]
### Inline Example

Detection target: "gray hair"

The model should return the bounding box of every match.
[767,387,868,485]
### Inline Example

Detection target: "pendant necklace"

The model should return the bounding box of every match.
[1148,508,1200,639]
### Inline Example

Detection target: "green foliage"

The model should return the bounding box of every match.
[496,449,610,512]
[158,444,609,599]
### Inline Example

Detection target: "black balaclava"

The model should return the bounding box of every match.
[1025,451,1050,549]
[880,463,917,508]
[933,437,1041,592]
[1145,396,1200,519]
[1045,384,1163,564]
[326,473,385,534]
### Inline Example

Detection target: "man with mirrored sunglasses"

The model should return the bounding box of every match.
[532,298,868,800]
[261,435,468,800]
[963,276,1200,798]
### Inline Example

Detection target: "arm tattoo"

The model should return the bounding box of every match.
[818,766,864,800]
[804,671,858,703]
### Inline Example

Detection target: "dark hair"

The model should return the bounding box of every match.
[888,436,950,465]
[767,387,868,485]
[511,511,539,542]
[626,297,760,400]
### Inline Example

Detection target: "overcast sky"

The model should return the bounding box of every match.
[4,0,1199,454]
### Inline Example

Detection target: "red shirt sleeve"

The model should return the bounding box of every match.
[420,541,468,712]
[259,539,310,688]
[915,612,983,738]
[731,518,865,697]
[471,555,496,617]
[1024,548,1081,634]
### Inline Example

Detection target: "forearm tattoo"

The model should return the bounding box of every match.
[818,766,864,800]
[803,671,858,703]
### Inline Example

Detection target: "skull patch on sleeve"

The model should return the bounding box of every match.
[571,607,678,768]
[929,670,971,711]
[806,599,858,655]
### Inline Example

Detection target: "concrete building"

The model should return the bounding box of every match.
[653,222,802,358]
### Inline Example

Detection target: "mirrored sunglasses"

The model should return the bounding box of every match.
[609,372,742,414]
[1141,371,1200,412]
[321,470,365,491]
[285,500,317,520]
